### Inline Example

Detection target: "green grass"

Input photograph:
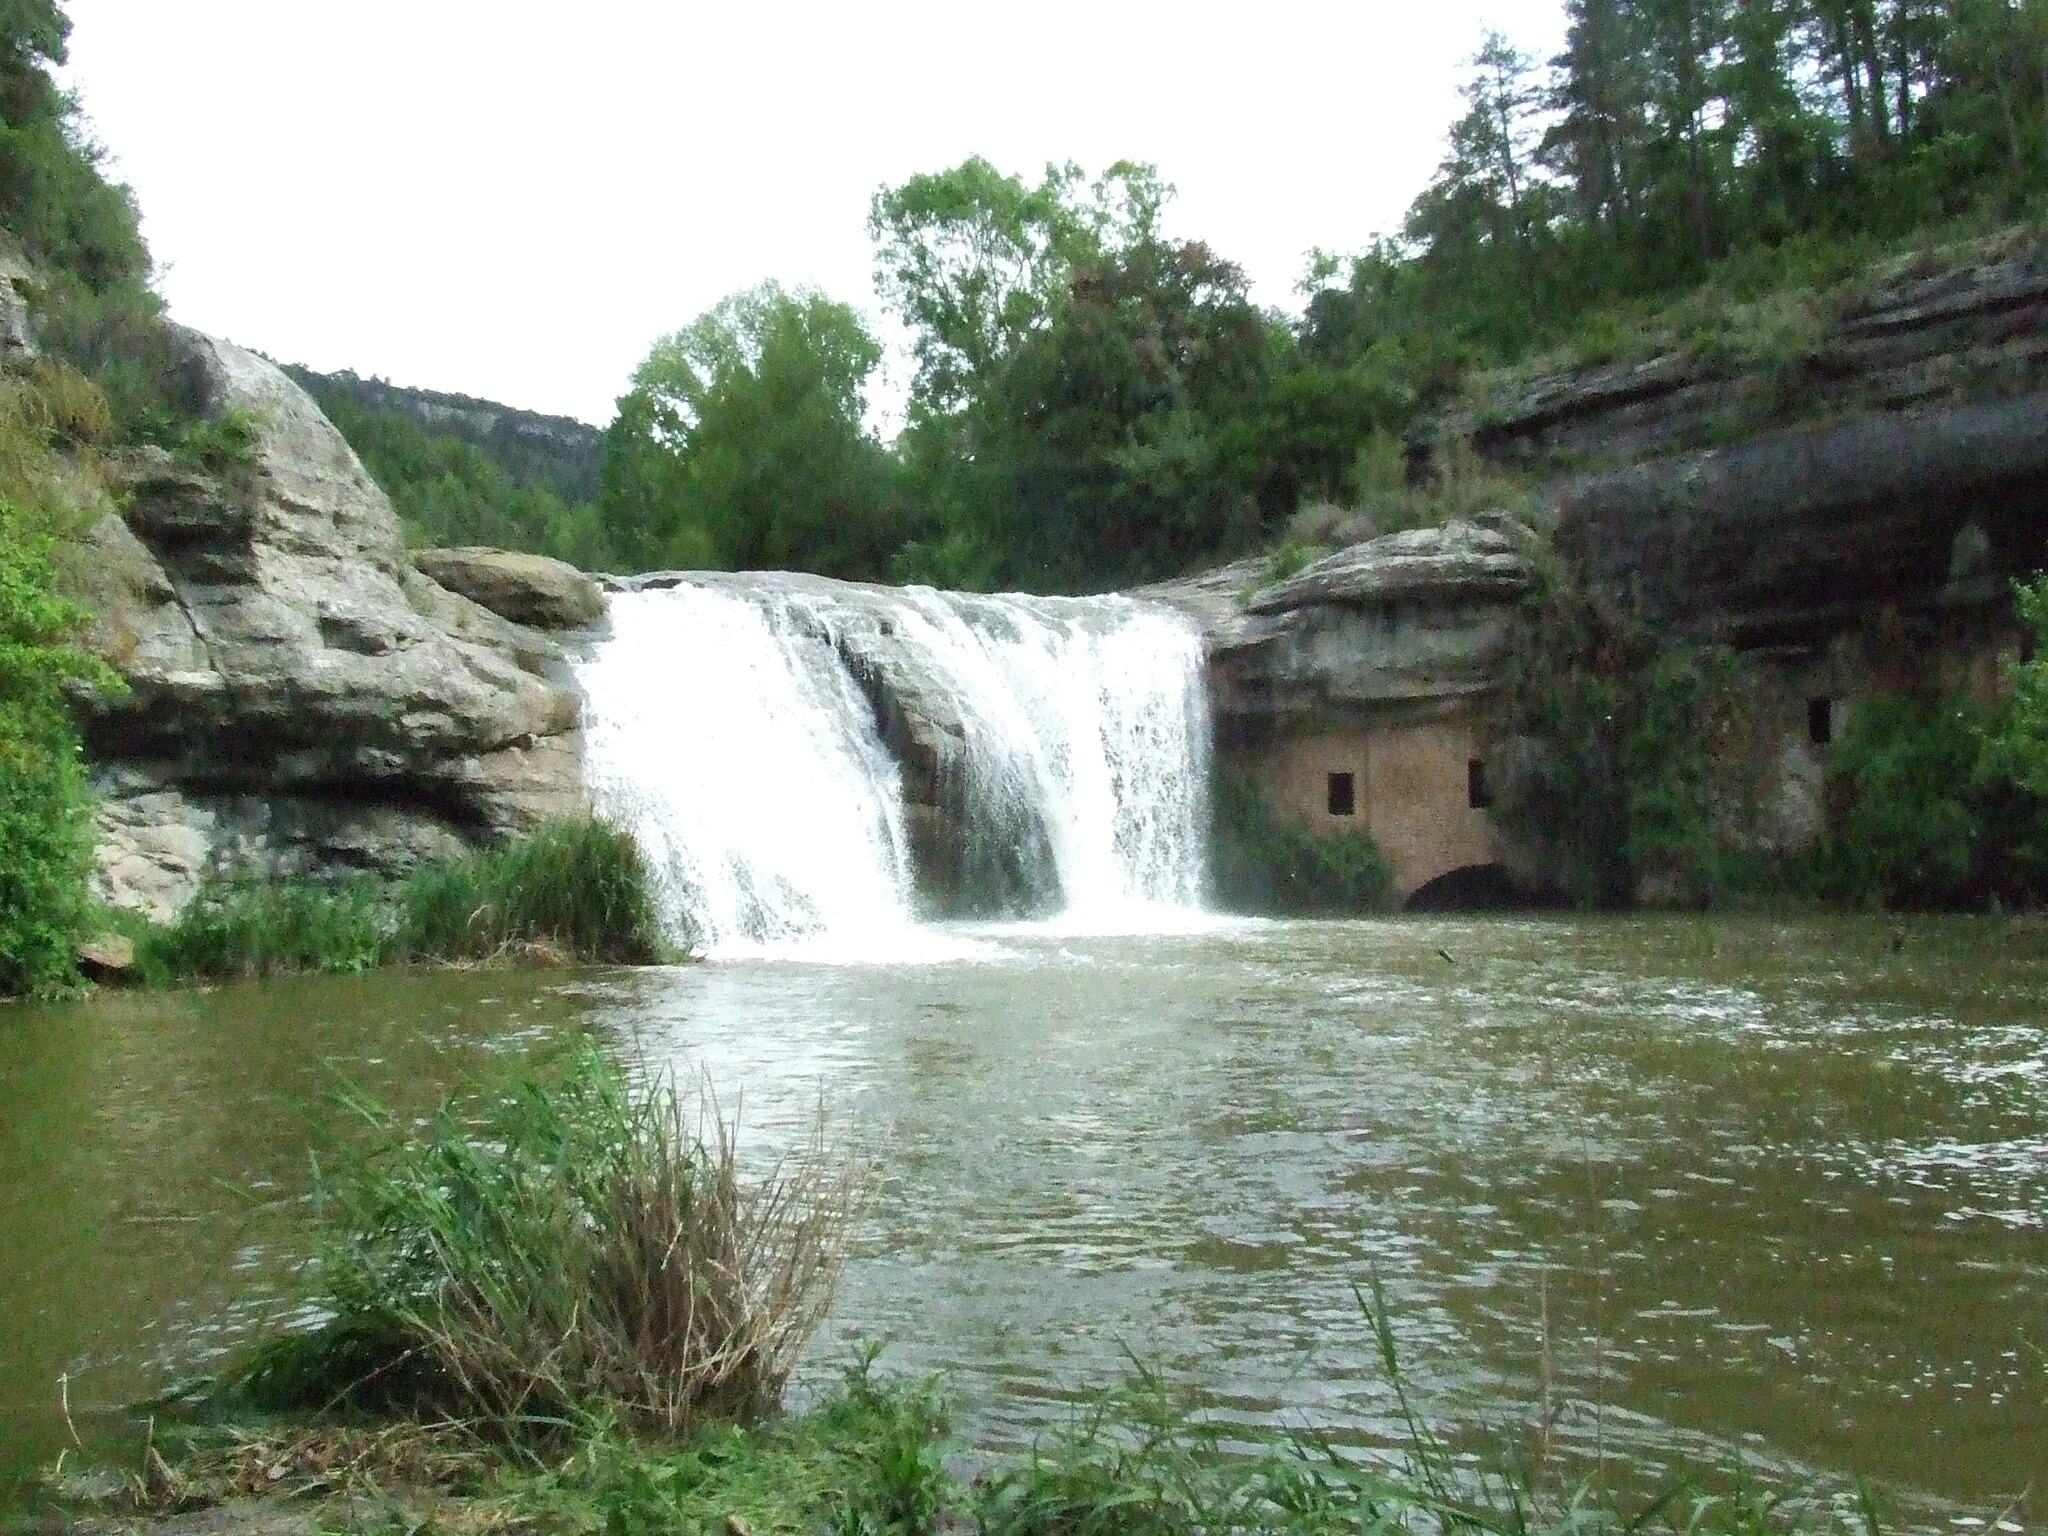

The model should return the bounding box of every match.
[132,816,669,983]
[389,818,664,966]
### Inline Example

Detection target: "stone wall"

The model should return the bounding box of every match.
[1235,711,1517,900]
[1142,521,1540,904]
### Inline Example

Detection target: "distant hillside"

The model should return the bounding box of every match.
[280,365,616,568]
[284,366,606,504]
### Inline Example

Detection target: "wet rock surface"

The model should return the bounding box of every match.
[1553,392,2048,646]
[74,330,587,918]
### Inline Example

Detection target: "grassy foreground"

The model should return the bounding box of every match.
[28,1050,1926,1536]
[106,818,672,985]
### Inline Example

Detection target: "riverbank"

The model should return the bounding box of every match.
[28,1354,1908,1536]
[73,818,674,988]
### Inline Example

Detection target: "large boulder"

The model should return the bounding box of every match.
[72,330,588,918]
[412,546,605,629]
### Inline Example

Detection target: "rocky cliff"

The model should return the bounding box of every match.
[1136,520,1534,740]
[1452,230,2048,470]
[1552,393,2048,648]
[1434,230,2048,664]
[74,331,591,921]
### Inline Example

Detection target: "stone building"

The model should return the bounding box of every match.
[1140,520,1538,904]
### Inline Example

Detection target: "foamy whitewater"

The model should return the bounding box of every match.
[573,580,1212,960]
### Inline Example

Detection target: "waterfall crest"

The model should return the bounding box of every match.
[573,576,1211,959]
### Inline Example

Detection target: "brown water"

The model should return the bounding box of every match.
[2,916,2042,1514]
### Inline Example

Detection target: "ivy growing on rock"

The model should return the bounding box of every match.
[1495,548,1766,907]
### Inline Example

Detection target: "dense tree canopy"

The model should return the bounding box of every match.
[598,282,900,580]
[333,2,2048,597]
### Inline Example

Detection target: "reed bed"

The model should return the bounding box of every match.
[243,1045,854,1438]
[134,816,667,981]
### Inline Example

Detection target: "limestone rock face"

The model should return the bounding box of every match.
[413,546,605,629]
[1141,521,1534,736]
[1553,393,2048,646]
[1452,232,2048,469]
[76,330,587,918]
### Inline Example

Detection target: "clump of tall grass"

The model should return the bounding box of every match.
[136,879,387,981]
[388,818,663,966]
[244,1045,855,1438]
[135,817,668,981]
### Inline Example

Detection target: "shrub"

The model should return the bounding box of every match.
[1209,766,1392,914]
[1806,680,2048,911]
[172,406,264,476]
[0,499,116,995]
[1498,553,1763,907]
[244,1045,855,1436]
[1354,433,1533,535]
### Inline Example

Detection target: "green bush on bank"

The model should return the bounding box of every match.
[1805,687,2048,913]
[0,500,118,996]
[390,818,664,966]
[1498,553,1767,909]
[138,818,669,983]
[1210,766,1393,915]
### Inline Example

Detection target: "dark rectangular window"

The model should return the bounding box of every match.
[1467,758,1493,810]
[1326,771,1355,816]
[1808,697,1833,747]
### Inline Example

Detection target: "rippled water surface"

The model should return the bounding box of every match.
[3,916,2042,1511]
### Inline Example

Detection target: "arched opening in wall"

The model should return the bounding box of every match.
[1404,863,1524,912]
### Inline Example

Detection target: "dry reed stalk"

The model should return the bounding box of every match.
[387,1065,856,1436]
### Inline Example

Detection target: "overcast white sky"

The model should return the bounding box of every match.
[61,1,1565,426]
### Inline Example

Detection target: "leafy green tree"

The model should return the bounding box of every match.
[1985,574,2048,798]
[876,159,1297,590]
[985,237,1273,588]
[869,157,1168,419]
[600,282,899,580]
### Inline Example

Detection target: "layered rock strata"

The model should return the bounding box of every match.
[1138,520,1534,741]
[1455,232,2048,468]
[72,331,590,921]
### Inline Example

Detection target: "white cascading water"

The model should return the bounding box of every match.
[886,590,1210,923]
[577,585,919,959]
[574,578,1211,959]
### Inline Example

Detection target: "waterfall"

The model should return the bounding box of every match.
[573,576,1211,958]
[884,590,1210,922]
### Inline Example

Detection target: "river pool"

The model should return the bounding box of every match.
[2,915,2042,1513]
